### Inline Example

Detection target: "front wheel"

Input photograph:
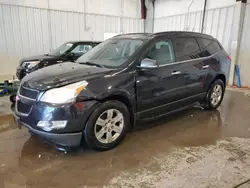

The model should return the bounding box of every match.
[203,79,225,110]
[84,100,130,151]
[9,94,16,103]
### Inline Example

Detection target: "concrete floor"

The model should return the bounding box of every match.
[1,90,250,188]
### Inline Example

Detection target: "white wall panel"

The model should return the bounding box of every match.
[122,17,144,33]
[0,0,141,17]
[238,3,250,87]
[49,0,85,13]
[0,4,51,76]
[154,0,203,18]
[124,0,139,18]
[0,0,48,9]
[0,3,143,78]
[154,0,235,18]
[154,11,203,33]
[101,0,121,16]
[154,5,235,54]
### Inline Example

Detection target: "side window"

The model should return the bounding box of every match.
[144,39,175,66]
[71,44,93,56]
[172,38,200,61]
[198,38,222,56]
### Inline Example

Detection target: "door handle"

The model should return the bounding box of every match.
[202,65,209,69]
[171,71,181,75]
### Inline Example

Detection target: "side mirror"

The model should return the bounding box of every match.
[137,58,157,68]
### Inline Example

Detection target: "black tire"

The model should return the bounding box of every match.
[203,79,225,110]
[84,100,130,151]
[9,94,16,103]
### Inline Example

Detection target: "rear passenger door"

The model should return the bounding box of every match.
[197,38,222,90]
[172,37,207,101]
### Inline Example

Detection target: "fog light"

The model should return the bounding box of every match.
[37,121,67,131]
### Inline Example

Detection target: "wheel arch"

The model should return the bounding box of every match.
[214,74,226,86]
[208,74,226,90]
[99,93,135,130]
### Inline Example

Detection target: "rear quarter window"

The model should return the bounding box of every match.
[198,38,222,57]
[172,37,201,61]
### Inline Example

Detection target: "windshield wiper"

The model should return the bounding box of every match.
[80,62,104,68]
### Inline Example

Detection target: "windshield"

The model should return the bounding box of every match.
[76,38,144,68]
[49,43,74,56]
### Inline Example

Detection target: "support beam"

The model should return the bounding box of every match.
[228,0,246,85]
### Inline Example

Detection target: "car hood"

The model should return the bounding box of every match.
[21,62,113,90]
[20,54,59,64]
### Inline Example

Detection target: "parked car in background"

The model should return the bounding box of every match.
[16,41,101,80]
[14,32,231,152]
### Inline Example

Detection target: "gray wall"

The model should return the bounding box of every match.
[0,3,144,79]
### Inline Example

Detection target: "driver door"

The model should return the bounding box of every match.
[136,38,186,119]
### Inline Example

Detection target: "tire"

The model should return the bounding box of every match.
[84,100,130,151]
[203,79,225,110]
[9,94,16,103]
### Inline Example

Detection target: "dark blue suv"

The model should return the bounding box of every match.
[14,32,231,151]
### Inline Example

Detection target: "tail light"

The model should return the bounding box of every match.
[228,55,232,61]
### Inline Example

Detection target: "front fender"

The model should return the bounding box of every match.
[75,71,137,126]
[97,89,133,101]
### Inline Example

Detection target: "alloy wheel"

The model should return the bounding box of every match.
[94,109,124,144]
[210,84,222,106]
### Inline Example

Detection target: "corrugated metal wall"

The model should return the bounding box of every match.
[238,2,250,87]
[154,5,235,54]
[0,3,144,78]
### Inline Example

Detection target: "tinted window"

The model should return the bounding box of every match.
[49,43,73,56]
[198,38,221,56]
[71,44,93,56]
[144,39,175,66]
[172,38,200,61]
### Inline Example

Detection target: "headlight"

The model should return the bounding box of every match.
[40,81,88,104]
[22,61,40,69]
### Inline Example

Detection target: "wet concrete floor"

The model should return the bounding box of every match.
[0,90,250,188]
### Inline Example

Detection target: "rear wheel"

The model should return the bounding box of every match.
[84,100,130,151]
[203,79,225,110]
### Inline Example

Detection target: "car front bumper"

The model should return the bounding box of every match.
[14,99,100,150]
[14,114,82,150]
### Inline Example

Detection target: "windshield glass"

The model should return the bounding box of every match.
[76,38,144,68]
[49,43,73,56]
